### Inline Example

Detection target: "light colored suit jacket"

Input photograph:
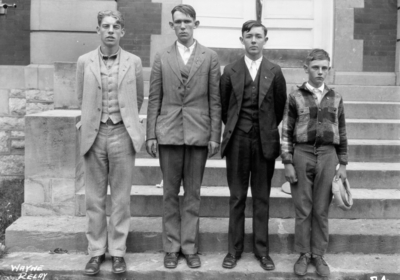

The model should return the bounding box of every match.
[76,47,144,156]
[146,42,221,146]
[220,56,287,160]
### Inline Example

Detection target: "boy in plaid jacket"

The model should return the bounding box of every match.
[281,49,348,277]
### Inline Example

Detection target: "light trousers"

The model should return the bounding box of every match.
[84,122,136,257]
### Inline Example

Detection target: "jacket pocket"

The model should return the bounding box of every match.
[297,107,310,123]
[327,106,338,123]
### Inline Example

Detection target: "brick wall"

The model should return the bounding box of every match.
[0,0,30,65]
[354,0,397,72]
[118,0,162,67]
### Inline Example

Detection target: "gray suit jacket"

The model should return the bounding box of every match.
[76,47,144,156]
[146,41,221,146]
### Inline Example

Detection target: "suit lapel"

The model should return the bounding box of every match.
[89,49,101,87]
[167,44,184,84]
[118,49,131,87]
[259,57,274,108]
[231,58,246,110]
[186,43,205,84]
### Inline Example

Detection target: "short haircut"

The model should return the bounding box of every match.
[98,10,125,28]
[171,4,196,20]
[304,49,331,65]
[242,20,268,36]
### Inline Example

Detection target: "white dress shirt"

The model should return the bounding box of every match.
[177,40,196,65]
[244,55,263,81]
[306,82,325,105]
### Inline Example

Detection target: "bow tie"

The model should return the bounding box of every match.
[103,54,117,60]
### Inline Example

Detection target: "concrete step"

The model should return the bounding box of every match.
[287,84,400,102]
[6,216,400,254]
[135,139,400,163]
[75,186,400,219]
[334,72,396,86]
[131,159,400,189]
[346,119,400,140]
[139,117,400,140]
[1,252,399,280]
[343,101,400,119]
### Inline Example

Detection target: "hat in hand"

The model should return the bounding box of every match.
[332,177,353,211]
[281,181,291,195]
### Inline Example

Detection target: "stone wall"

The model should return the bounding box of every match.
[0,65,54,187]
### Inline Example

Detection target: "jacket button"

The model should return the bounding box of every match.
[95,128,98,132]
[98,108,101,111]
[229,130,232,133]
[98,86,101,89]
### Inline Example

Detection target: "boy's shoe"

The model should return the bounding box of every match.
[184,253,201,268]
[312,255,330,277]
[222,253,241,269]
[111,256,126,274]
[255,255,275,270]
[294,253,311,276]
[84,254,105,275]
[164,252,180,269]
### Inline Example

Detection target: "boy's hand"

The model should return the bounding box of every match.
[208,141,220,158]
[146,139,158,158]
[335,164,347,183]
[284,164,298,184]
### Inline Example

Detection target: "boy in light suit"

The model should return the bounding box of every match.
[76,10,144,275]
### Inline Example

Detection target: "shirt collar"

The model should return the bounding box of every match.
[306,82,324,93]
[176,40,196,53]
[244,55,263,71]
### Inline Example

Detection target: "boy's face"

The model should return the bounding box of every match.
[240,26,268,60]
[304,59,330,88]
[170,11,199,46]
[97,16,125,49]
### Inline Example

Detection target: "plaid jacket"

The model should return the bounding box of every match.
[281,83,348,165]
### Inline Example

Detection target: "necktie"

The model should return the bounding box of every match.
[250,61,257,81]
[183,47,191,65]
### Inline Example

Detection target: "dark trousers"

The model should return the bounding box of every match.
[226,127,275,257]
[158,144,208,254]
[291,144,338,256]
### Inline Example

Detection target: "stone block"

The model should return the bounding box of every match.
[21,201,75,216]
[335,8,356,40]
[24,65,38,89]
[0,66,25,89]
[51,178,77,204]
[31,0,116,32]
[334,40,363,72]
[38,65,54,90]
[31,32,100,64]
[0,155,24,176]
[0,117,25,130]
[335,0,364,9]
[25,110,81,179]
[54,62,79,109]
[0,89,8,115]
[335,72,396,86]
[11,139,24,150]
[24,178,52,204]
[10,131,24,138]
[26,103,54,115]
[9,89,25,98]
[0,131,9,153]
[9,98,26,116]
[26,89,54,103]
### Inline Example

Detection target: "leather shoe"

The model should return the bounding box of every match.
[184,254,201,268]
[111,256,126,274]
[294,253,311,276]
[256,255,275,270]
[222,253,241,269]
[84,254,105,275]
[164,252,180,269]
[312,255,330,277]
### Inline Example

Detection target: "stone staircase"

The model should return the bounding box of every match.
[2,67,400,279]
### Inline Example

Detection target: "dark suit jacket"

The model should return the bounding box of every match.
[220,56,287,160]
[146,41,221,146]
